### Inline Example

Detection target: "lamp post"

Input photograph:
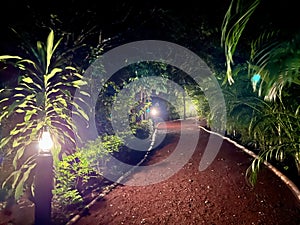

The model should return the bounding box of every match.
[35,127,54,225]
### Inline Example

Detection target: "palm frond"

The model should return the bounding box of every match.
[221,0,260,85]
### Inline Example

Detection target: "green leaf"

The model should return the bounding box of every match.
[19,82,39,92]
[46,89,61,97]
[15,108,25,113]
[46,29,55,73]
[72,80,87,87]
[0,55,22,61]
[72,103,89,121]
[56,96,67,107]
[17,59,36,67]
[37,41,46,69]
[10,126,21,136]
[24,109,37,122]
[12,139,21,148]
[73,73,83,79]
[0,109,8,117]
[6,101,22,118]
[45,68,63,85]
[78,91,90,97]
[0,97,9,104]
[13,93,26,98]
[52,37,63,56]
[0,136,12,149]
[22,77,34,84]
[14,163,36,200]
[13,146,26,168]
[295,105,300,116]
[65,66,77,71]
[2,170,19,188]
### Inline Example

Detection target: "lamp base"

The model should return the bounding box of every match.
[34,154,53,225]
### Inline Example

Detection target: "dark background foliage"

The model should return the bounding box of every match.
[1,0,299,86]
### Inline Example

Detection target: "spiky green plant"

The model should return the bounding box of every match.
[0,29,89,200]
[221,0,300,186]
[248,34,300,101]
[223,73,300,184]
[246,100,300,184]
[221,0,260,85]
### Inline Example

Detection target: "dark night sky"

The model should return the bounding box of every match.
[0,1,228,41]
[0,0,299,71]
[1,0,299,50]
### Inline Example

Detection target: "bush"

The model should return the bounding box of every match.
[53,134,125,204]
[131,119,154,139]
[53,151,96,207]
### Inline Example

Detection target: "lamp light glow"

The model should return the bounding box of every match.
[39,130,53,152]
[150,108,158,116]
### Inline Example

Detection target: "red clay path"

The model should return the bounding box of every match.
[73,119,300,225]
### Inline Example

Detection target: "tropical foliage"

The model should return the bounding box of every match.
[96,61,198,135]
[53,151,94,206]
[79,135,123,173]
[221,0,260,85]
[221,0,300,185]
[53,134,124,207]
[0,29,89,200]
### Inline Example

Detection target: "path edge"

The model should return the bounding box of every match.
[65,126,159,225]
[199,126,300,204]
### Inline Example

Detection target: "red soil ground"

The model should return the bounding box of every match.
[73,120,300,225]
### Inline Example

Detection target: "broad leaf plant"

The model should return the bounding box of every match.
[0,29,89,200]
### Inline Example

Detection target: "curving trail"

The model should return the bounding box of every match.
[74,120,300,225]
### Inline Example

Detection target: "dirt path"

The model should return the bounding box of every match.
[74,120,299,225]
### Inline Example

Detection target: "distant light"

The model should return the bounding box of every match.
[39,130,53,153]
[189,105,195,111]
[146,108,150,113]
[150,108,158,116]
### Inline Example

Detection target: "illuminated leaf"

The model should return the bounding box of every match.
[72,80,87,87]
[79,91,90,97]
[22,77,34,84]
[12,139,21,148]
[15,108,25,113]
[45,68,63,84]
[46,29,54,73]
[13,93,26,98]
[0,55,22,60]
[0,136,12,149]
[24,109,37,122]
[0,97,9,104]
[2,170,19,189]
[65,66,77,71]
[14,163,36,200]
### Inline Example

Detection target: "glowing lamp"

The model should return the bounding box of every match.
[39,129,53,153]
[150,108,158,116]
